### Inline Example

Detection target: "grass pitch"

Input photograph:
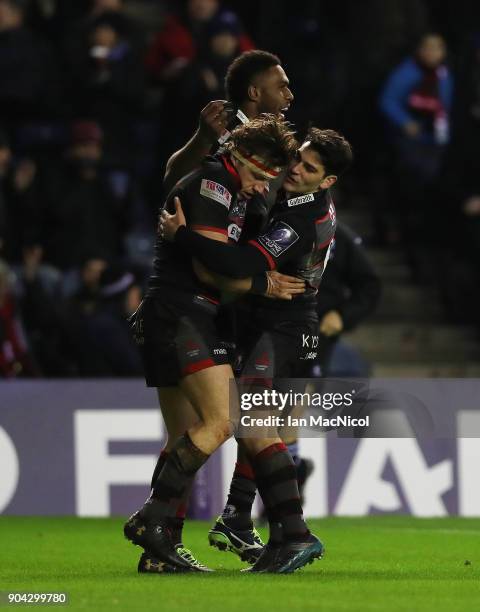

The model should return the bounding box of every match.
[0,516,479,611]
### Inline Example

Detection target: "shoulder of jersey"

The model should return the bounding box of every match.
[197,157,235,210]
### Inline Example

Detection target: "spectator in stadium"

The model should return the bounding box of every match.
[440,33,480,327]
[378,32,453,257]
[65,10,145,157]
[162,10,245,150]
[65,253,108,306]
[78,263,143,376]
[40,121,131,270]
[0,0,60,124]
[313,222,381,377]
[0,129,12,258]
[145,0,253,84]
[17,244,81,376]
[379,32,453,170]
[0,129,42,262]
[0,257,38,377]
[62,0,143,56]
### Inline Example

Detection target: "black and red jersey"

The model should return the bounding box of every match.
[174,187,337,314]
[249,189,337,310]
[147,154,246,303]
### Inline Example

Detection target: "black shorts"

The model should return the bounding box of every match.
[131,294,231,387]
[236,310,319,384]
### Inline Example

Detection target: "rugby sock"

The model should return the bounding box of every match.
[150,450,168,490]
[222,461,257,530]
[169,482,192,545]
[143,433,209,524]
[148,450,191,543]
[251,442,310,543]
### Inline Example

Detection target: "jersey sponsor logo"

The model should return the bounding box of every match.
[228,223,242,242]
[258,221,299,258]
[200,179,232,209]
[287,193,315,207]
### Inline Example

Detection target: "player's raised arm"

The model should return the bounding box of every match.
[163,100,230,192]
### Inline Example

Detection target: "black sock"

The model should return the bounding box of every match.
[222,461,256,530]
[150,450,168,490]
[169,517,184,546]
[143,433,209,524]
[169,479,193,545]
[251,442,309,543]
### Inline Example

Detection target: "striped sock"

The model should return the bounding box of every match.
[143,433,209,524]
[149,450,192,543]
[251,442,309,543]
[150,450,168,490]
[169,481,192,544]
[222,461,257,529]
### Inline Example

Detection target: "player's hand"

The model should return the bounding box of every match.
[159,196,186,242]
[319,310,343,336]
[198,100,231,142]
[265,271,305,300]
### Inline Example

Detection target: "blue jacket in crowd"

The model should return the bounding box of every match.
[379,57,454,144]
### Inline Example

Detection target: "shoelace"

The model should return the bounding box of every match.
[252,528,264,547]
[176,546,208,570]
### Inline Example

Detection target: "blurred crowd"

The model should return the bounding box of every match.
[1,0,480,378]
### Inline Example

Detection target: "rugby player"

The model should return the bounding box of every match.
[123,116,298,573]
[164,50,293,195]
[130,50,297,573]
[130,50,296,574]
[160,128,353,572]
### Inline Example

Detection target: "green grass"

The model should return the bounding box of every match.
[0,517,479,611]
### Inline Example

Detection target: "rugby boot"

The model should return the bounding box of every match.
[138,547,213,574]
[124,513,192,570]
[241,541,282,573]
[271,533,324,574]
[208,515,264,563]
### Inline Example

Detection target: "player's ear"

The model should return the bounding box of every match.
[320,175,337,190]
[247,84,260,102]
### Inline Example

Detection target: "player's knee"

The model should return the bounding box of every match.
[210,418,234,445]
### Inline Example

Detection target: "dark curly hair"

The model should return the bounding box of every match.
[225,115,297,169]
[305,128,353,176]
[225,50,281,108]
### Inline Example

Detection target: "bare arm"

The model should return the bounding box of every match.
[163,100,230,192]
